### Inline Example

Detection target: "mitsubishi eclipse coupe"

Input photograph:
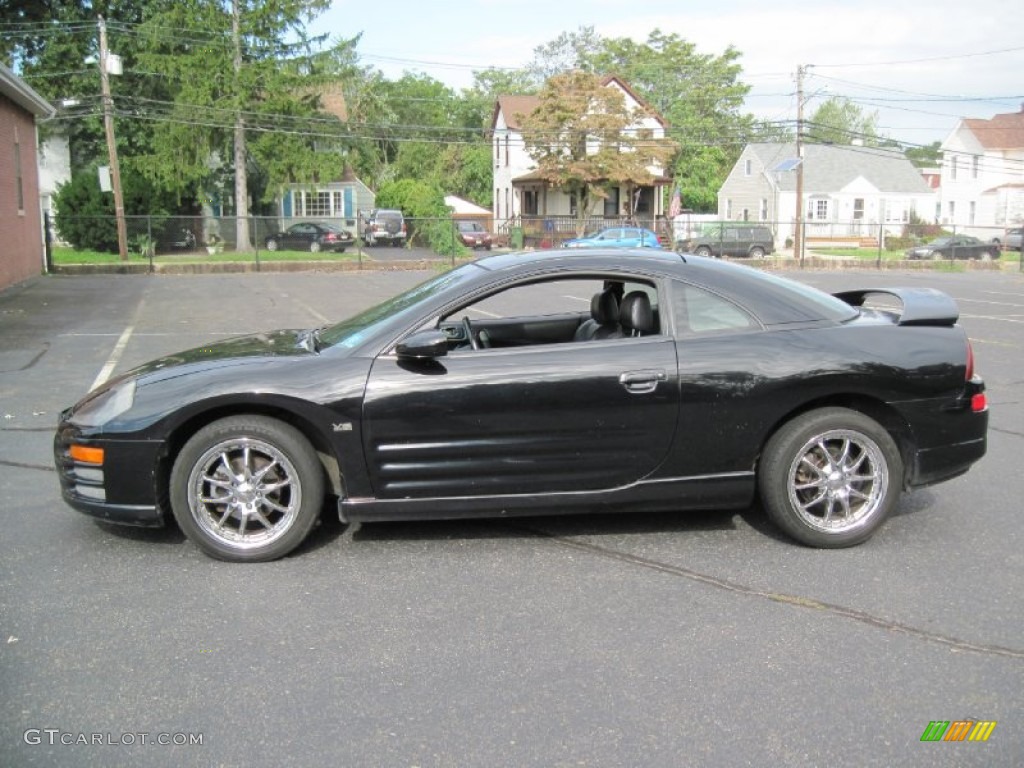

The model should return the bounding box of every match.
[55,250,988,562]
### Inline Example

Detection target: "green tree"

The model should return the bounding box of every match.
[518,71,677,235]
[905,141,942,168]
[807,96,881,146]
[136,0,357,249]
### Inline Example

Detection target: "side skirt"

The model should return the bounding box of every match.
[340,472,755,523]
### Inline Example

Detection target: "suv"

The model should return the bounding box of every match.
[992,228,1022,252]
[683,224,774,258]
[361,209,407,246]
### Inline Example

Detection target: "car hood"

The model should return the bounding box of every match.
[127,329,317,385]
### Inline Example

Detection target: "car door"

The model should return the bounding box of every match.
[283,224,309,249]
[360,279,680,500]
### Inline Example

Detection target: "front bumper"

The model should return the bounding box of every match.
[54,425,166,527]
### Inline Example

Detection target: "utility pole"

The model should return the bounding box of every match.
[794,64,805,263]
[232,0,251,252]
[98,16,128,261]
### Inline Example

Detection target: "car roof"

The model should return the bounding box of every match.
[470,249,850,325]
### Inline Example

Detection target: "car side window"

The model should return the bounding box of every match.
[441,276,662,351]
[672,281,758,335]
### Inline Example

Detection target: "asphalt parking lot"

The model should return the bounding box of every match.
[1,265,1022,767]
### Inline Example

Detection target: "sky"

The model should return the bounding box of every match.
[313,0,1024,148]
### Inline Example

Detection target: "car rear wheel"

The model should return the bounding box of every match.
[978,250,993,261]
[170,416,325,562]
[759,407,902,548]
[266,239,278,252]
[695,246,712,257]
[748,246,766,258]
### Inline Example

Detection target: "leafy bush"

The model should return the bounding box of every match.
[53,166,177,252]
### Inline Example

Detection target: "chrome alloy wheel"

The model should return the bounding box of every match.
[187,437,302,550]
[786,429,887,533]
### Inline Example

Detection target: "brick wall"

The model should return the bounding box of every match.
[0,93,44,291]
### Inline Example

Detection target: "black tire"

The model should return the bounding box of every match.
[169,415,325,562]
[759,407,903,548]
[977,250,993,261]
[695,246,712,258]
[748,246,766,258]
[266,239,279,252]
[309,241,321,253]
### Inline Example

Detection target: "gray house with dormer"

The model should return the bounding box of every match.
[719,143,936,244]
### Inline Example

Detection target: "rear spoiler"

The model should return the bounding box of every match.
[833,287,960,327]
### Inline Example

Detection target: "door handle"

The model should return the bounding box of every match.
[619,369,667,394]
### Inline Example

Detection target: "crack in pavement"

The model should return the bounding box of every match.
[0,458,55,472]
[519,525,1024,661]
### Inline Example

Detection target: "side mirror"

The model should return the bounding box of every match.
[396,330,449,360]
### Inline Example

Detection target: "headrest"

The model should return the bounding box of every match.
[620,291,654,334]
[591,290,619,326]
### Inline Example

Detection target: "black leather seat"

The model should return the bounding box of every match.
[574,289,622,341]
[620,291,655,336]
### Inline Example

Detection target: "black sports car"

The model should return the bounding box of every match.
[905,236,997,261]
[264,222,354,253]
[54,250,988,562]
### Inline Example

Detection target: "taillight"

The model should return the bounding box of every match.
[965,339,987,411]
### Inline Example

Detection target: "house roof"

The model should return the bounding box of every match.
[491,75,668,131]
[444,194,490,215]
[749,142,933,195]
[492,95,541,131]
[961,110,1024,150]
[0,61,54,118]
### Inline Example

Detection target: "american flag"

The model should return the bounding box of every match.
[668,186,682,219]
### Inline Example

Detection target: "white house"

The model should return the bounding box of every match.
[490,76,670,234]
[719,143,936,244]
[940,108,1024,234]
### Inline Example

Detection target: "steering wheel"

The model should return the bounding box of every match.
[462,316,480,350]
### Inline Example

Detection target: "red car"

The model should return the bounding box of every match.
[456,221,493,250]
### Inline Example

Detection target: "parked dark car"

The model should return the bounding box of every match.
[990,228,1023,252]
[683,224,775,258]
[905,235,997,261]
[456,220,493,250]
[563,227,663,249]
[264,223,354,253]
[361,209,407,246]
[55,250,987,562]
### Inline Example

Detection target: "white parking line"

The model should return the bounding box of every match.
[961,313,1024,324]
[90,324,135,391]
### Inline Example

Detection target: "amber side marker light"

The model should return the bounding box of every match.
[69,445,105,464]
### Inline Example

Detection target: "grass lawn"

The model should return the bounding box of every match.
[813,248,907,261]
[814,247,1021,266]
[52,246,363,264]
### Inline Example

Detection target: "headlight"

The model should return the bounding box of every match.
[69,379,137,427]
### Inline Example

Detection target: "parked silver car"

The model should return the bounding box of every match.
[991,228,1022,252]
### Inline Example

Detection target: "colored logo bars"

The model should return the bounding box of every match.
[920,721,997,742]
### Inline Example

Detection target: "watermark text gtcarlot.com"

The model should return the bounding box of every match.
[24,729,203,747]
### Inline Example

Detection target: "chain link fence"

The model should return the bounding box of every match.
[45,213,1022,271]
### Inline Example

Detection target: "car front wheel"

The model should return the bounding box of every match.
[748,246,766,258]
[759,407,902,548]
[170,416,325,562]
[310,241,321,253]
[695,246,712,257]
[266,239,278,252]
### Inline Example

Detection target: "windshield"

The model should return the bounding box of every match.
[317,265,481,349]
